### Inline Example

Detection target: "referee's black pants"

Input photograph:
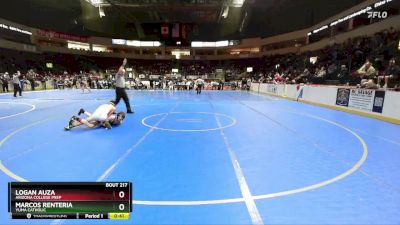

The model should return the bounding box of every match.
[196,85,203,94]
[115,87,132,112]
[13,84,21,97]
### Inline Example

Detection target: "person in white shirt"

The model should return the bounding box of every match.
[195,78,204,94]
[64,101,125,130]
[210,81,219,90]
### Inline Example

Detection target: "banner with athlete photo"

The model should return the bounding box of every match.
[336,88,385,113]
[336,88,350,107]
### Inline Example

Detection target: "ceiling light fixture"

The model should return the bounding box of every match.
[231,0,245,8]
[99,6,105,18]
[222,6,229,18]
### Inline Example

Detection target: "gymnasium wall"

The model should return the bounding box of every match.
[250,83,400,124]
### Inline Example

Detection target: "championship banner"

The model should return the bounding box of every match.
[336,88,385,113]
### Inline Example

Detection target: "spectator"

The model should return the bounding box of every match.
[52,77,57,89]
[378,58,400,88]
[360,79,379,89]
[327,63,338,80]
[274,71,284,84]
[338,65,350,85]
[293,69,311,84]
[241,78,247,90]
[41,75,47,90]
[19,73,26,91]
[352,59,377,85]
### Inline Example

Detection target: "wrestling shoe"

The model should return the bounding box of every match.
[65,116,79,131]
[71,116,79,122]
[127,110,134,114]
[78,108,85,115]
[104,121,112,130]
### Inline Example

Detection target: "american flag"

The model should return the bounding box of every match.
[172,23,180,38]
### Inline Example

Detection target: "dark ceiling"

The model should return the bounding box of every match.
[0,0,366,41]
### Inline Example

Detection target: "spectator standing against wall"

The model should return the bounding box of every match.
[88,76,93,89]
[378,58,400,88]
[327,63,338,80]
[338,65,350,85]
[241,78,247,90]
[41,75,47,90]
[19,72,25,91]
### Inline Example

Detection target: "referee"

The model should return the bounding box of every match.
[115,58,133,114]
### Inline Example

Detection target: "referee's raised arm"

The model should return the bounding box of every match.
[118,58,127,77]
[114,58,133,114]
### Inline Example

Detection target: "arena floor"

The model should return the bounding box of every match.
[0,89,399,225]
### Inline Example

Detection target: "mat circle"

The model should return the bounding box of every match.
[142,112,237,132]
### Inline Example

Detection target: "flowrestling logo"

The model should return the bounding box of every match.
[367,11,388,19]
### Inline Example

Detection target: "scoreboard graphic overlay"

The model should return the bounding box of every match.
[8,182,132,220]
